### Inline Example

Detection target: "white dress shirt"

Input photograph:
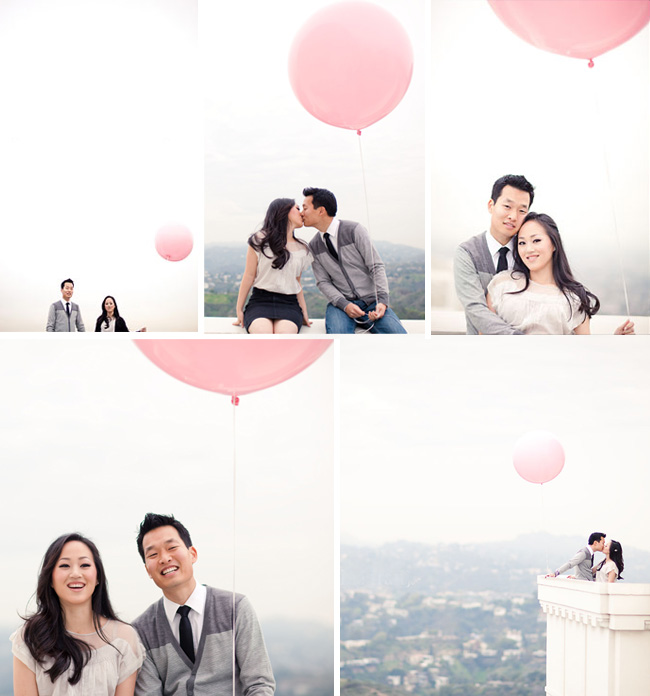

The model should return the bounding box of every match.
[486,232,515,271]
[163,582,207,653]
[320,217,340,252]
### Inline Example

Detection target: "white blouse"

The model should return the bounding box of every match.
[11,619,144,696]
[596,559,619,582]
[252,235,313,295]
[487,271,586,335]
[100,318,116,332]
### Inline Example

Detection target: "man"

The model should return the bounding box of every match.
[302,187,407,334]
[133,513,275,696]
[547,532,606,581]
[453,174,534,334]
[46,278,85,332]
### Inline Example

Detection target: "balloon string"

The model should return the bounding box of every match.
[231,402,236,696]
[540,484,549,574]
[357,132,380,312]
[589,68,631,318]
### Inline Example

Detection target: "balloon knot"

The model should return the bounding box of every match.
[588,59,594,68]
[231,395,240,406]
[356,129,362,136]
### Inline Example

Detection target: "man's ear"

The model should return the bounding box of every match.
[190,546,198,564]
[487,199,495,214]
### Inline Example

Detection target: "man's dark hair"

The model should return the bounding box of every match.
[303,187,337,217]
[136,512,193,562]
[490,174,535,207]
[588,532,606,546]
[61,278,74,289]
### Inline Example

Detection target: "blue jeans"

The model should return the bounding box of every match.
[325,300,407,334]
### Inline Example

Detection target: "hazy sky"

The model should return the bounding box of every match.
[0,338,334,627]
[431,0,649,312]
[204,0,425,249]
[0,0,201,331]
[341,337,650,554]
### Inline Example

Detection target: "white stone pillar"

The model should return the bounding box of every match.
[538,576,650,696]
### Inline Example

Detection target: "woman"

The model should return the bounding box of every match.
[594,539,624,583]
[95,296,146,333]
[11,533,144,695]
[486,212,634,335]
[234,198,313,334]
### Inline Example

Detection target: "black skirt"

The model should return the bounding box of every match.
[243,287,303,332]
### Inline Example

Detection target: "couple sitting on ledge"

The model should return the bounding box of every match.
[233,187,407,334]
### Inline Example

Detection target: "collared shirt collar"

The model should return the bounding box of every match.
[163,582,207,626]
[320,217,340,242]
[485,230,515,270]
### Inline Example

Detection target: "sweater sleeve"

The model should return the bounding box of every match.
[75,307,85,332]
[134,649,164,696]
[46,303,56,331]
[311,253,350,311]
[352,223,389,306]
[453,245,522,335]
[236,597,275,696]
[556,548,588,576]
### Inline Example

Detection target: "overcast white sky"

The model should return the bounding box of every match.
[0,0,201,331]
[431,0,649,313]
[204,0,425,249]
[341,337,650,554]
[0,338,334,628]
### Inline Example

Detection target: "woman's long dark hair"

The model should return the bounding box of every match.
[22,533,121,685]
[609,540,624,580]
[248,198,308,270]
[510,212,600,319]
[98,296,121,330]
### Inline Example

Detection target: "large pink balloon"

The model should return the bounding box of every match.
[155,224,193,262]
[288,1,413,131]
[488,1,650,64]
[135,339,332,397]
[513,431,565,485]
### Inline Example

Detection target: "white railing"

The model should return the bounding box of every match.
[537,576,650,695]
[204,318,425,334]
[431,310,650,335]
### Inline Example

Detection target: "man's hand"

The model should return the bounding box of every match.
[344,303,366,319]
[614,319,635,335]
[368,303,387,321]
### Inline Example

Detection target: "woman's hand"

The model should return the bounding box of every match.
[302,315,313,327]
[233,310,244,327]
[614,319,635,335]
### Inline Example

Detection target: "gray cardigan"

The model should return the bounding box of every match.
[46,300,85,332]
[453,231,522,335]
[555,546,595,581]
[308,220,389,310]
[133,586,275,696]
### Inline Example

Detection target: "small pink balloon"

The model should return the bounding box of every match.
[135,339,332,397]
[155,224,193,262]
[513,431,565,485]
[288,1,413,131]
[488,0,650,64]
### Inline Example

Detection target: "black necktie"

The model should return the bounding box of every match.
[177,606,195,662]
[65,302,70,316]
[496,247,509,273]
[591,553,594,567]
[324,232,339,261]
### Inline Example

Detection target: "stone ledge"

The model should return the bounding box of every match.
[204,317,424,334]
